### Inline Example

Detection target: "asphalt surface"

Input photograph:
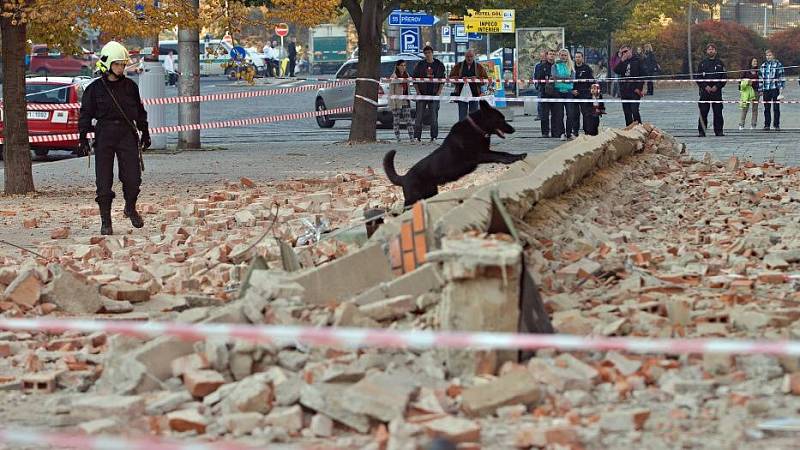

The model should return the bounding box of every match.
[4,75,800,175]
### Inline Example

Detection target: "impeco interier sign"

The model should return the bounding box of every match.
[464,9,515,34]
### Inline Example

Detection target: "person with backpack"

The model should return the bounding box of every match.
[449,49,488,122]
[78,41,150,236]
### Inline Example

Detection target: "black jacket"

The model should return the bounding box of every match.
[534,60,554,97]
[412,59,446,96]
[79,75,148,138]
[613,55,645,98]
[288,42,297,59]
[574,63,594,97]
[642,51,659,76]
[696,57,726,95]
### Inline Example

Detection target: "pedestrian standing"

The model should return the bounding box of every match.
[450,49,488,121]
[572,51,594,136]
[609,49,622,98]
[412,45,446,142]
[262,41,274,77]
[78,41,150,236]
[389,60,415,142]
[552,49,575,140]
[613,45,644,126]
[696,43,726,137]
[642,44,660,95]
[272,41,282,77]
[287,37,297,77]
[163,50,178,86]
[535,50,558,138]
[585,83,606,136]
[532,50,547,120]
[760,49,785,131]
[739,57,760,130]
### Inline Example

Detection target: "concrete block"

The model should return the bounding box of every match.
[264,405,303,432]
[354,263,444,306]
[42,269,103,314]
[184,369,226,398]
[289,244,393,305]
[300,383,370,433]
[3,269,42,308]
[358,295,416,321]
[343,373,417,422]
[461,370,542,417]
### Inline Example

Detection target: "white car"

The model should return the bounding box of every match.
[314,54,422,128]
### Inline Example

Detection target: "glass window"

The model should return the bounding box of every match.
[336,62,358,79]
[26,84,69,104]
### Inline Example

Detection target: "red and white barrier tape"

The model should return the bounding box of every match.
[0,318,799,356]
[0,106,351,144]
[380,76,788,84]
[381,93,800,105]
[22,80,353,111]
[0,427,271,450]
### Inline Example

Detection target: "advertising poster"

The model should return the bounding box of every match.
[515,27,565,95]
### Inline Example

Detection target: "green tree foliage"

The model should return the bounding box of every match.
[512,0,637,47]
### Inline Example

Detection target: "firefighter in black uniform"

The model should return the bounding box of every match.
[78,41,151,235]
[696,42,727,137]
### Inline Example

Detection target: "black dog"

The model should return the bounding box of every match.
[383,100,526,207]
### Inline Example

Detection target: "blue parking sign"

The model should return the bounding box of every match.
[400,27,420,53]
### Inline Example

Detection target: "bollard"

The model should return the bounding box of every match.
[138,61,166,150]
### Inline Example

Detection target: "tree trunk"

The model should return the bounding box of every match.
[178,0,201,150]
[1,17,34,194]
[347,0,382,143]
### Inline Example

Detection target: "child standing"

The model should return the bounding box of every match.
[739,57,760,130]
[585,83,606,136]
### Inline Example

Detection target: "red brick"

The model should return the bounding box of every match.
[183,369,225,398]
[50,227,70,240]
[22,218,38,229]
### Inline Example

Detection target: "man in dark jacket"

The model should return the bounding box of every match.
[534,49,557,137]
[696,43,727,137]
[572,51,594,136]
[412,45,446,142]
[532,50,546,120]
[78,41,151,236]
[613,45,644,126]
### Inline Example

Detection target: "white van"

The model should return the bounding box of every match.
[157,39,267,77]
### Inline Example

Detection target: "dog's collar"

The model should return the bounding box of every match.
[466,116,490,138]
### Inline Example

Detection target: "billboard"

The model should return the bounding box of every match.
[515,27,566,94]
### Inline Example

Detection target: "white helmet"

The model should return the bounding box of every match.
[96,41,130,73]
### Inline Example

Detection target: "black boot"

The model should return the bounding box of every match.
[124,201,144,228]
[99,204,113,236]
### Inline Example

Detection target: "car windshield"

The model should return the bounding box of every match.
[337,61,418,79]
[26,84,69,104]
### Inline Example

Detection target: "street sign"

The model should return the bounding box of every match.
[465,9,515,33]
[275,23,289,37]
[400,27,420,53]
[468,33,482,40]
[389,10,437,27]
[454,24,468,43]
[441,26,451,44]
[448,14,464,23]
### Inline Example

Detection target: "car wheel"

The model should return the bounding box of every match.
[225,67,237,81]
[33,148,49,157]
[315,98,335,128]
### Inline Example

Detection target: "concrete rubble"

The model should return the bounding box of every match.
[1,125,800,448]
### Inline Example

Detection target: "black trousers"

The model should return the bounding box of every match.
[763,89,780,128]
[95,122,141,207]
[414,100,440,139]
[621,95,641,126]
[288,57,296,77]
[698,91,723,136]
[540,97,563,138]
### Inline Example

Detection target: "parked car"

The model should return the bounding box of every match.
[0,77,93,158]
[159,39,267,77]
[314,54,422,128]
[28,45,95,77]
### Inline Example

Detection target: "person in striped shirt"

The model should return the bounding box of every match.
[759,49,785,131]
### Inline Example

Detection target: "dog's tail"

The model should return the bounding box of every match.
[383,150,405,187]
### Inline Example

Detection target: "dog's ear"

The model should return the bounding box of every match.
[479,99,491,111]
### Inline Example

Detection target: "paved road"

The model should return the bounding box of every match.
[4,75,800,170]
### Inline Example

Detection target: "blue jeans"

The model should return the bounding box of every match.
[457,100,479,122]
